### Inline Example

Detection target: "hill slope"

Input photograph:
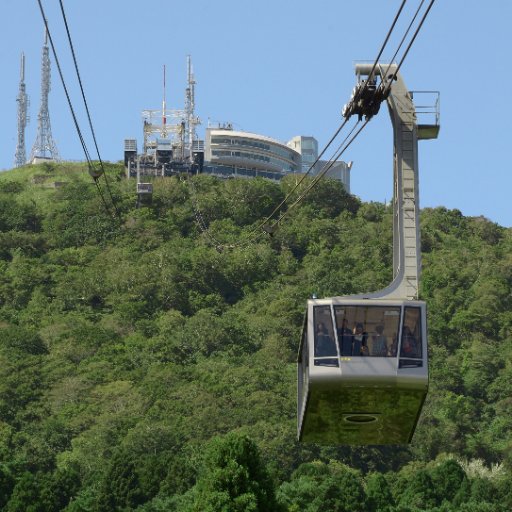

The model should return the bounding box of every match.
[0,162,511,511]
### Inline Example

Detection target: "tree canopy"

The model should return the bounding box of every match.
[0,163,510,510]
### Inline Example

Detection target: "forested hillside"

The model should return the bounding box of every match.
[0,162,510,511]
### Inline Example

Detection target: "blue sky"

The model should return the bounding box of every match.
[1,1,511,227]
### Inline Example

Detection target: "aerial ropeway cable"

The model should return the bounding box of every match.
[341,0,436,124]
[191,0,433,249]
[264,118,371,233]
[36,0,120,218]
[41,0,434,237]
[188,118,363,251]
[260,0,437,235]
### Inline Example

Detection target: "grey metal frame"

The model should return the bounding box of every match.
[297,64,438,445]
[298,298,428,444]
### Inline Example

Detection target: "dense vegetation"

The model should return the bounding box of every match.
[0,162,510,511]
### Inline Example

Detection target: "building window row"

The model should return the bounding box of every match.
[203,164,284,181]
[212,149,269,163]
[211,136,270,152]
[211,150,297,171]
[211,136,299,163]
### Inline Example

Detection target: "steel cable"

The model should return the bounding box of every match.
[36,0,118,218]
[227,0,411,243]
[268,118,370,230]
[58,0,120,217]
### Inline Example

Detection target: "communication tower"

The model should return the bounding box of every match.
[141,56,201,161]
[124,56,204,179]
[185,55,201,160]
[30,30,60,164]
[14,53,30,168]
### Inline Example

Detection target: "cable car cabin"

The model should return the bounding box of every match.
[298,298,428,445]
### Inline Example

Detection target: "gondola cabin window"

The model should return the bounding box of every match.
[399,306,424,367]
[313,306,339,367]
[333,305,401,357]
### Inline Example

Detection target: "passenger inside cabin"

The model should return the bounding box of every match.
[388,334,398,357]
[337,318,353,356]
[352,323,368,356]
[315,322,336,357]
[371,324,388,356]
[401,325,419,358]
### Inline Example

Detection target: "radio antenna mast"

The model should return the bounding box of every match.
[161,64,168,138]
[30,29,60,163]
[14,52,30,167]
[185,55,200,161]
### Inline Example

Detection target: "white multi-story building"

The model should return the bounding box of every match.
[287,136,318,173]
[287,135,351,193]
[202,128,352,191]
[204,127,302,180]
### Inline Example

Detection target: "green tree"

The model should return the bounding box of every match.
[398,469,437,510]
[39,466,81,511]
[365,472,395,512]
[277,462,330,511]
[290,176,360,218]
[0,194,41,232]
[5,472,42,512]
[310,471,365,512]
[278,461,366,512]
[0,465,15,509]
[96,449,146,511]
[430,459,468,505]
[192,432,280,512]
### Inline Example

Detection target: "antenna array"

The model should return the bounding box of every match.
[30,30,60,163]
[14,53,30,167]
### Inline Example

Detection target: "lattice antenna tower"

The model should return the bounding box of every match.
[185,55,201,161]
[30,29,60,163]
[14,52,30,167]
[162,64,168,138]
